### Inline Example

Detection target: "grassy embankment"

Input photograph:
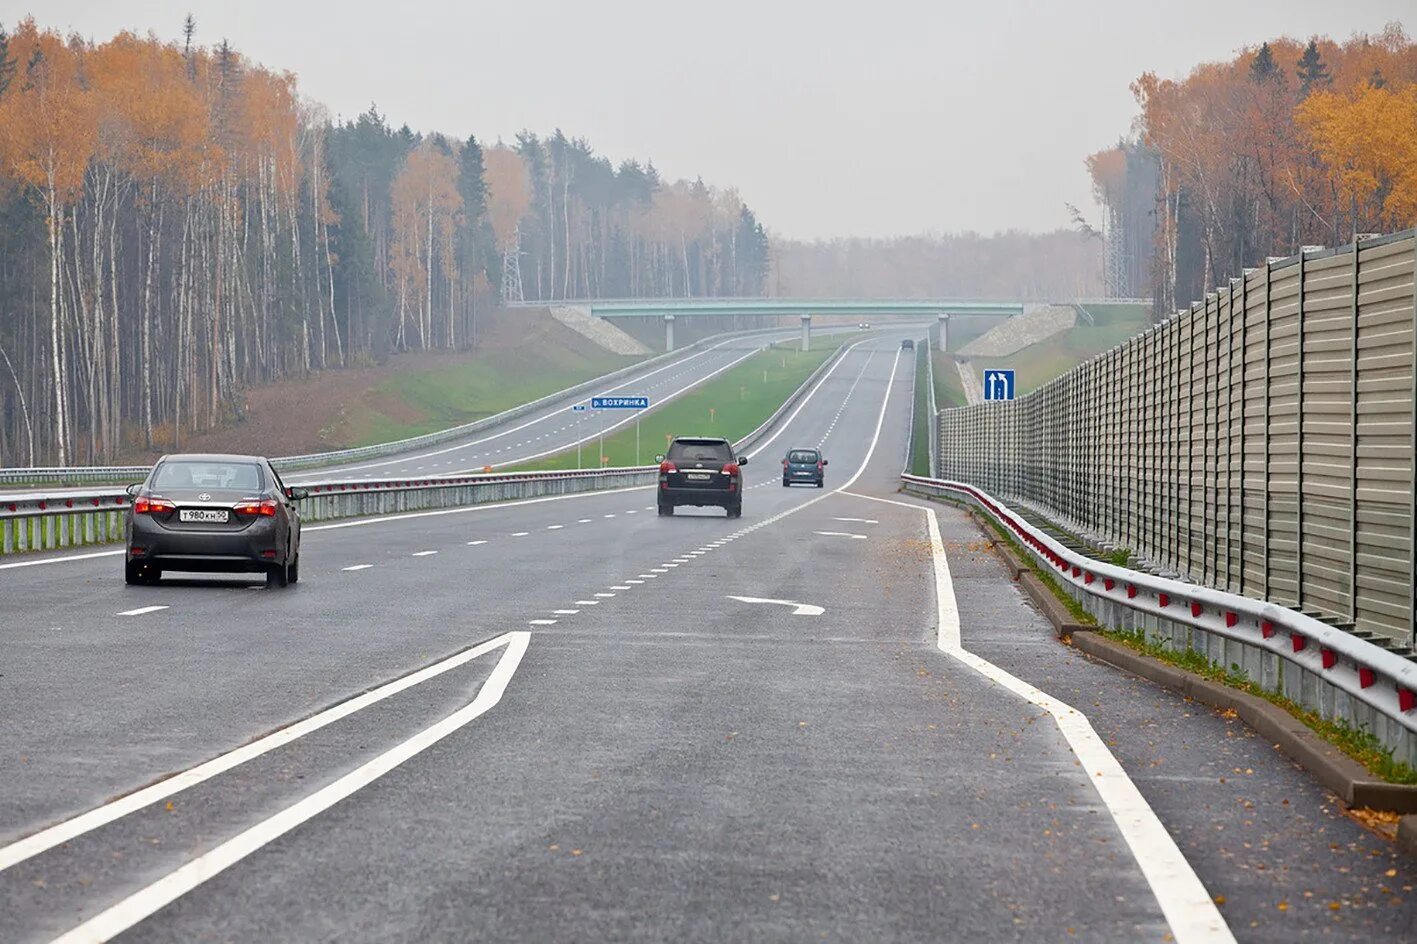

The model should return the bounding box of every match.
[909,344,932,476]
[340,344,639,448]
[511,336,848,470]
[933,303,1151,409]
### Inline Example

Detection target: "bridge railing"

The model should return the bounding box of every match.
[902,473,1417,770]
[937,229,1417,651]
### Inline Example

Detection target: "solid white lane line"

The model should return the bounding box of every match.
[341,564,374,572]
[466,540,487,546]
[49,633,531,944]
[844,489,1234,944]
[832,517,878,524]
[412,550,438,557]
[117,605,168,617]
[0,548,124,570]
[528,619,557,626]
[0,633,522,874]
[814,530,867,540]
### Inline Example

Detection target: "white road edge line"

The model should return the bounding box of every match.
[0,632,522,874]
[47,632,531,944]
[839,489,1234,944]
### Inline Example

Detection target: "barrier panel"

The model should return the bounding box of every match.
[937,230,1417,649]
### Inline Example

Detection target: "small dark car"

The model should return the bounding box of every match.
[901,338,915,349]
[656,437,747,517]
[125,454,306,587]
[782,448,827,487]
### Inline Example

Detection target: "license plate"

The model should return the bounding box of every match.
[179,509,229,524]
[685,473,712,481]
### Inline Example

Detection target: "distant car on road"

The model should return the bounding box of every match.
[125,453,306,587]
[901,338,915,349]
[857,322,870,330]
[782,448,826,487]
[656,437,747,517]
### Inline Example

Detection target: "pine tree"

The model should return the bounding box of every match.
[0,26,15,98]
[1249,42,1279,83]
[1296,40,1330,96]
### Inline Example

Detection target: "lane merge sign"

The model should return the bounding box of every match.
[591,396,650,409]
[983,369,1015,402]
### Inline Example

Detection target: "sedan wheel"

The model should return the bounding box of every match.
[266,561,289,588]
[288,552,300,584]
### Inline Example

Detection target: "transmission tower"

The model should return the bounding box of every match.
[502,227,524,304]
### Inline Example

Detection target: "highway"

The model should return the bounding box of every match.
[1,331,1413,943]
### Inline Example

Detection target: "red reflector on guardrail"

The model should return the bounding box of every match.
[1084,572,1094,585]
[1071,566,1081,578]
[1292,634,1307,652]
[1104,578,1114,591]
[1190,601,1203,618]
[1261,620,1275,638]
[1399,688,1416,713]
[1158,593,1169,607]
[1126,584,1137,598]
[1225,612,1238,628]
[1358,667,1375,689]
[1321,648,1336,669]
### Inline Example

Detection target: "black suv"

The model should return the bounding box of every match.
[657,437,747,517]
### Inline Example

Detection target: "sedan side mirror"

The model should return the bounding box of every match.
[125,483,142,497]
[821,459,828,466]
[287,486,310,501]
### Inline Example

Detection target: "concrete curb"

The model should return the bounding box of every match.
[963,509,1417,817]
[1399,816,1417,857]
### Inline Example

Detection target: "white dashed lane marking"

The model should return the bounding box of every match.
[467,540,487,546]
[412,550,439,557]
[342,564,374,572]
[118,605,169,617]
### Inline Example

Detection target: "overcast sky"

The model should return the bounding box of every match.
[29,0,1414,240]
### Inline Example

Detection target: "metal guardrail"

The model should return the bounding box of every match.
[0,325,802,489]
[0,333,860,558]
[902,473,1417,768]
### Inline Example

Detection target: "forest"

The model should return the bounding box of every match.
[0,18,771,465]
[1089,24,1417,314]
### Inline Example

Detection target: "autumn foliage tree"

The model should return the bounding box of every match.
[0,18,772,465]
[1092,24,1417,314]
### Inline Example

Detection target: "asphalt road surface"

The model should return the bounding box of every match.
[2,332,1413,943]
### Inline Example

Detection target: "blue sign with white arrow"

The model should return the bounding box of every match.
[983,369,1015,402]
[591,396,649,409]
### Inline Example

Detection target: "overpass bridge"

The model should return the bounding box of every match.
[510,297,1025,350]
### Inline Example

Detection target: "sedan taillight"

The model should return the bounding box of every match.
[234,499,279,517]
[133,496,175,515]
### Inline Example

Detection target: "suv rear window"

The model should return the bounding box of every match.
[788,450,819,463]
[153,461,264,491]
[667,440,733,462]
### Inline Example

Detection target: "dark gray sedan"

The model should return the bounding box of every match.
[125,454,306,587]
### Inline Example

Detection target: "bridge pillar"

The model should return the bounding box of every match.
[937,313,950,353]
[664,313,675,352]
[800,313,811,351]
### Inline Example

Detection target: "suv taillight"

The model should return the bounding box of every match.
[134,496,175,515]
[817,460,824,471]
[659,460,677,474]
[723,462,741,476]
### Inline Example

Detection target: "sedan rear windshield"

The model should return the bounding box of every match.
[787,450,819,463]
[667,440,732,462]
[153,461,264,492]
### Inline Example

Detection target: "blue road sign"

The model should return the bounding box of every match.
[591,396,650,409]
[572,404,589,412]
[983,369,1015,402]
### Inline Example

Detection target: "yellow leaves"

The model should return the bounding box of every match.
[1296,83,1417,227]
[1276,901,1289,912]
[1213,894,1226,906]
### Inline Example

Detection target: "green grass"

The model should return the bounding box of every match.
[967,303,1151,397]
[909,345,931,477]
[342,344,640,448]
[931,351,968,410]
[1103,627,1417,786]
[509,337,846,470]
